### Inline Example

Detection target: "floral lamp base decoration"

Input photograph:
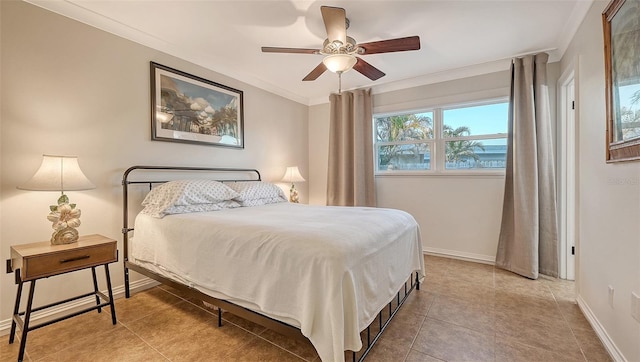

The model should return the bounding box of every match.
[289,184,300,203]
[47,194,82,245]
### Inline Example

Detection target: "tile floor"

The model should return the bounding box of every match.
[1,255,611,361]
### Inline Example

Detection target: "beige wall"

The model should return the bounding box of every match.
[0,1,308,325]
[561,1,640,360]
[309,69,560,262]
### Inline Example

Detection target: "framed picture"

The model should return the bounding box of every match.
[603,0,640,162]
[150,62,244,148]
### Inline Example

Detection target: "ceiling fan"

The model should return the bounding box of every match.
[261,6,421,82]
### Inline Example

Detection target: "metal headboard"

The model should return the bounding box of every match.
[121,165,261,270]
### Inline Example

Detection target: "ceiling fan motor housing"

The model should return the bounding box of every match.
[322,36,359,55]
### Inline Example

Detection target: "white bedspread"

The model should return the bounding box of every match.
[131,202,424,362]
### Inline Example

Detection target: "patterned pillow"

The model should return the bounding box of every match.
[141,180,240,217]
[226,181,287,206]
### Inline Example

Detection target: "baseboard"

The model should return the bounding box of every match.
[423,247,496,265]
[0,277,158,337]
[576,295,626,362]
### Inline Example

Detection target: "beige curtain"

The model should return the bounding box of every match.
[327,89,376,207]
[496,53,559,279]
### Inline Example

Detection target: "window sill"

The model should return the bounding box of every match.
[375,170,506,178]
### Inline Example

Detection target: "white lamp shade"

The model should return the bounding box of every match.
[281,166,306,183]
[322,54,357,73]
[18,155,95,192]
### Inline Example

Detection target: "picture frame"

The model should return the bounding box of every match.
[150,62,244,148]
[603,0,640,162]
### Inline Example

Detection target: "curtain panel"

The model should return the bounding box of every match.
[496,53,559,279]
[327,89,376,207]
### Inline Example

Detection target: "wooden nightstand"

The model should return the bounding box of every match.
[6,234,118,361]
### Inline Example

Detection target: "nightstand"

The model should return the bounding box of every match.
[6,234,118,361]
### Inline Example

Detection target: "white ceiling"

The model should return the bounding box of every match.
[27,0,594,105]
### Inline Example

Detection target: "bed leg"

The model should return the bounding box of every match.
[416,272,420,291]
[217,308,222,327]
[124,267,131,298]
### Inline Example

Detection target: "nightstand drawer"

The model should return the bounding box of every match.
[23,243,116,280]
[10,235,118,281]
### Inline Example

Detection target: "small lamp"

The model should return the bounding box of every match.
[281,166,305,203]
[18,155,95,245]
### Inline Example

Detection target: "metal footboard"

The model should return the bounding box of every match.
[351,272,420,362]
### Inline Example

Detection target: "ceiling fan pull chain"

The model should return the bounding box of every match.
[338,71,342,94]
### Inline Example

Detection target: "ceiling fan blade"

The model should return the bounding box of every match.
[261,47,320,54]
[353,57,385,81]
[358,36,421,55]
[321,6,347,45]
[303,62,327,81]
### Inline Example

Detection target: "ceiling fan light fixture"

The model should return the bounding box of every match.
[322,54,357,73]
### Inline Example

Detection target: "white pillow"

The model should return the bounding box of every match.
[141,179,240,217]
[226,181,287,206]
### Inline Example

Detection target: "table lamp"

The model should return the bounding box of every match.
[281,166,305,203]
[18,155,95,245]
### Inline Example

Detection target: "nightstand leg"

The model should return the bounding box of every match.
[8,279,23,344]
[17,280,36,362]
[90,267,102,313]
[104,264,117,325]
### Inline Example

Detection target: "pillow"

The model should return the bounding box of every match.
[156,200,240,217]
[141,179,240,217]
[226,181,287,206]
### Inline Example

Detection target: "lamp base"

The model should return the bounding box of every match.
[51,227,79,245]
[289,184,300,203]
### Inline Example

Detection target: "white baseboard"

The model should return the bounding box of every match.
[576,295,626,362]
[0,277,158,337]
[423,247,496,265]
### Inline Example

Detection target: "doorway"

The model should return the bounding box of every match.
[558,68,576,281]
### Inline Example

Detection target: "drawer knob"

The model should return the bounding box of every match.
[59,255,90,263]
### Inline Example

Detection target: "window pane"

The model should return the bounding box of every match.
[443,103,508,137]
[445,138,507,170]
[375,112,433,142]
[378,143,430,171]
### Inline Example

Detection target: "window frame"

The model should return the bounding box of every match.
[374,97,509,176]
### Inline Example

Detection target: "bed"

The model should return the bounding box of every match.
[122,166,425,362]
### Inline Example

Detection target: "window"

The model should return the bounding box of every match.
[375,112,433,171]
[375,100,508,174]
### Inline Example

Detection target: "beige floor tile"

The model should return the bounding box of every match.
[8,255,612,362]
[427,294,495,333]
[424,277,495,306]
[24,309,119,360]
[558,300,595,332]
[110,287,183,325]
[0,334,31,362]
[229,337,305,361]
[496,334,585,362]
[495,311,585,360]
[404,349,445,362]
[494,271,556,299]
[572,327,613,362]
[126,300,256,361]
[495,289,563,321]
[412,318,495,361]
[400,290,435,316]
[445,259,496,288]
[258,329,318,361]
[36,326,167,362]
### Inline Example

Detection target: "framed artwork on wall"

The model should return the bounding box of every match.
[603,0,640,162]
[150,62,244,148]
